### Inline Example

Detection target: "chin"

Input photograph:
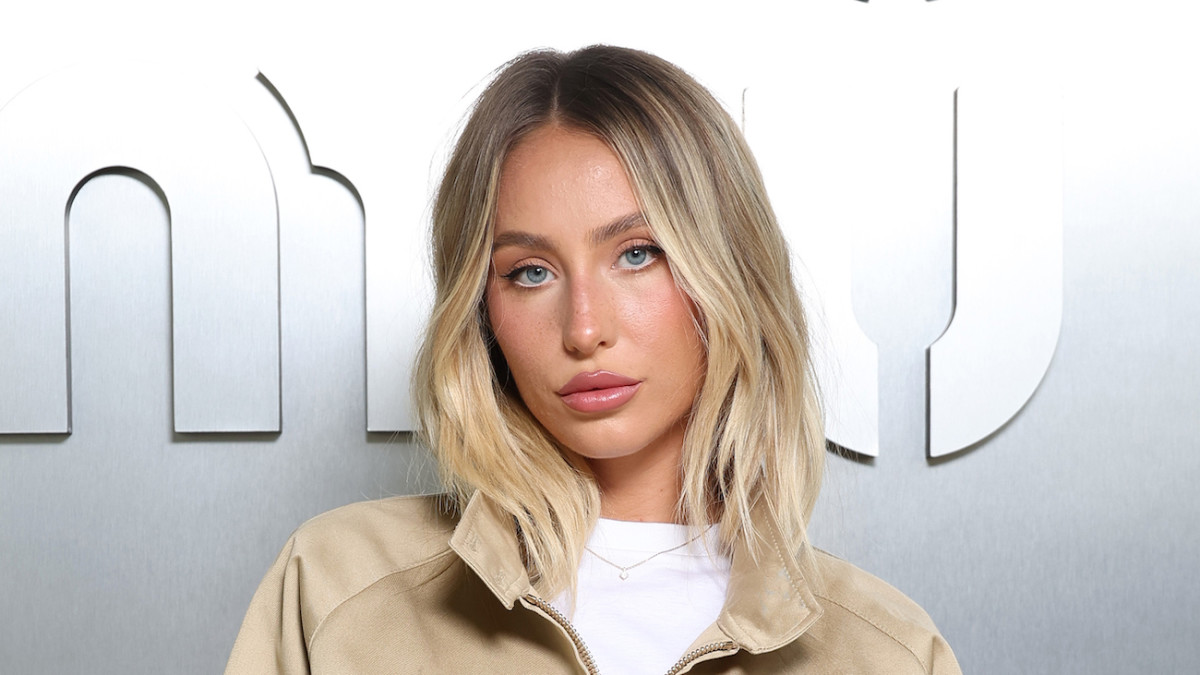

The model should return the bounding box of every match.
[560,433,679,466]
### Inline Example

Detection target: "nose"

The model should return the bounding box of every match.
[562,276,615,356]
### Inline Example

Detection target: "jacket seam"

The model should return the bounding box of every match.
[814,592,930,674]
[722,522,808,649]
[306,546,457,656]
[766,525,805,608]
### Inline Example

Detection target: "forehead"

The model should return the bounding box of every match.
[494,125,642,239]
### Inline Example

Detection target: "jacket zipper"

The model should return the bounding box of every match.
[523,594,738,675]
[524,594,600,675]
[664,640,738,675]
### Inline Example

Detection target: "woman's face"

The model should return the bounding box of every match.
[486,125,706,476]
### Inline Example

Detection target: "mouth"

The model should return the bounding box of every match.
[557,371,642,413]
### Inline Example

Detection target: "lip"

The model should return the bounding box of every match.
[557,371,642,413]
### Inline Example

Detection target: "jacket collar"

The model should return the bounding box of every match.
[714,502,823,653]
[449,491,823,654]
[448,492,534,608]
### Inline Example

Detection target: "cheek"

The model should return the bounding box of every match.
[485,285,518,373]
[484,283,504,342]
[486,286,520,362]
[625,282,702,351]
[620,284,706,396]
[486,284,548,392]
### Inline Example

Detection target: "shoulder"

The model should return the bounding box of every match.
[225,495,466,671]
[284,495,461,619]
[290,493,458,560]
[807,550,960,674]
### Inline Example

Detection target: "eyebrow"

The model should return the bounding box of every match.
[491,212,648,252]
[588,212,648,246]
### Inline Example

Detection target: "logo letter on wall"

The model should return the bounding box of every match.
[928,85,1063,457]
[749,82,1062,458]
[0,65,281,433]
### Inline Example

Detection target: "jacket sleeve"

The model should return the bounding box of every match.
[224,536,311,674]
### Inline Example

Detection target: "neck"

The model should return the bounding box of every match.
[586,436,683,523]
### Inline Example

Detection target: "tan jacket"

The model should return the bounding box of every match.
[226,494,961,674]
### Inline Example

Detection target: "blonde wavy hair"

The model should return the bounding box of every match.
[414,45,825,596]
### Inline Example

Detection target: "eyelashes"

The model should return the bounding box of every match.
[501,264,555,288]
[615,243,663,270]
[497,241,664,289]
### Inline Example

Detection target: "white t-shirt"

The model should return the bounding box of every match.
[550,518,731,675]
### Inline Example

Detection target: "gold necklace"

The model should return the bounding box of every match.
[585,530,706,581]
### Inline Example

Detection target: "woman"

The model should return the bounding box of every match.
[226,46,960,674]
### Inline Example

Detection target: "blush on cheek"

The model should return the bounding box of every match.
[624,283,701,345]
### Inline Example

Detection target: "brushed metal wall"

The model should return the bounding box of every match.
[2,2,1198,673]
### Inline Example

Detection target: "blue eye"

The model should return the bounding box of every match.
[617,245,661,269]
[521,267,549,284]
[505,265,554,287]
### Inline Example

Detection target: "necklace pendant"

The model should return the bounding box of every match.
[619,570,629,580]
